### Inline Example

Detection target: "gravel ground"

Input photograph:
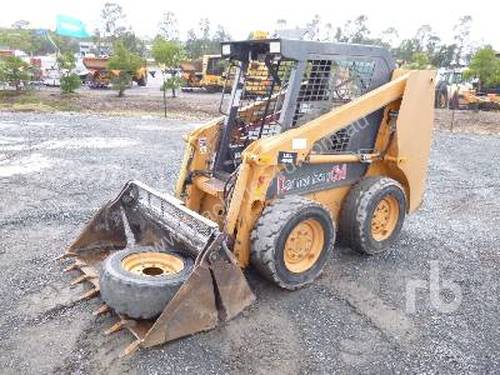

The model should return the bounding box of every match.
[0,111,499,374]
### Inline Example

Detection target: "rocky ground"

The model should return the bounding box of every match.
[0,110,499,374]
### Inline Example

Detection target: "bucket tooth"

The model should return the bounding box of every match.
[70,274,89,286]
[55,252,77,261]
[76,287,100,302]
[120,339,143,358]
[63,263,81,273]
[104,319,132,335]
[93,304,110,317]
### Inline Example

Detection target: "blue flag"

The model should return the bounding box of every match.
[56,15,90,38]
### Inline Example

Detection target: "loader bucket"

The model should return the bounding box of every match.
[59,180,255,356]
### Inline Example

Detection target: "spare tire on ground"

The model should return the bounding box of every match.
[99,246,194,319]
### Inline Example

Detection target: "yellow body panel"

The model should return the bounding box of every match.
[175,69,436,267]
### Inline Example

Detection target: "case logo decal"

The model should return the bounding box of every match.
[277,164,347,195]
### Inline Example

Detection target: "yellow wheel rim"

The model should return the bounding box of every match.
[371,196,400,241]
[284,218,324,273]
[121,252,184,277]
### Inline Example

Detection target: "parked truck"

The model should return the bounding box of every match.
[83,56,148,88]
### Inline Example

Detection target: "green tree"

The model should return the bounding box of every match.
[380,27,399,48]
[0,29,35,54]
[0,28,79,56]
[349,15,370,44]
[57,52,80,93]
[430,44,456,68]
[0,56,32,91]
[404,52,432,69]
[464,47,500,88]
[101,2,126,42]
[184,18,224,59]
[117,30,146,56]
[393,39,419,63]
[213,25,231,42]
[158,11,178,40]
[185,29,202,58]
[338,15,371,44]
[152,37,185,116]
[305,14,321,41]
[453,15,473,65]
[107,41,143,97]
[49,32,80,54]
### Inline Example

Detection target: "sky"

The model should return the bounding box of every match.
[1,0,499,49]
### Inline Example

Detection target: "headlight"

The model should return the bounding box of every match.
[269,41,281,54]
[221,44,231,56]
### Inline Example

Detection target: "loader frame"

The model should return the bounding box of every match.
[62,39,435,355]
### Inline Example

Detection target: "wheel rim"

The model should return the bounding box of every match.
[121,252,184,277]
[284,218,324,273]
[371,195,400,241]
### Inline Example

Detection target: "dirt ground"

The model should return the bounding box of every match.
[434,109,500,135]
[0,86,221,118]
[0,106,499,374]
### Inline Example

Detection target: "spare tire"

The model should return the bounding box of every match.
[100,247,194,319]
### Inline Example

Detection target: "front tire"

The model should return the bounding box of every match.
[251,196,335,290]
[340,177,406,255]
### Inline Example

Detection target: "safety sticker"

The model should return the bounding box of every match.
[277,151,298,165]
[198,137,208,154]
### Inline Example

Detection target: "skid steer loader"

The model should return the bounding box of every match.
[60,39,435,356]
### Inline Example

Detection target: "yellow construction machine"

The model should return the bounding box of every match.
[181,53,270,96]
[181,54,228,92]
[60,39,435,356]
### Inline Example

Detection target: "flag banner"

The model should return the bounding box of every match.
[56,15,90,38]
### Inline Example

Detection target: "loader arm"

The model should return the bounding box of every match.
[235,69,435,214]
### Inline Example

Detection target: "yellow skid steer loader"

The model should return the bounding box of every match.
[60,39,435,356]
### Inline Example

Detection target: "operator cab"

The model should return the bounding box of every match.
[213,38,395,177]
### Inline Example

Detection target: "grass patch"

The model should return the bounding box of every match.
[0,90,79,112]
[11,102,54,112]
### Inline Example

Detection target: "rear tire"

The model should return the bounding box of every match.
[251,196,335,290]
[339,177,406,255]
[99,247,194,319]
